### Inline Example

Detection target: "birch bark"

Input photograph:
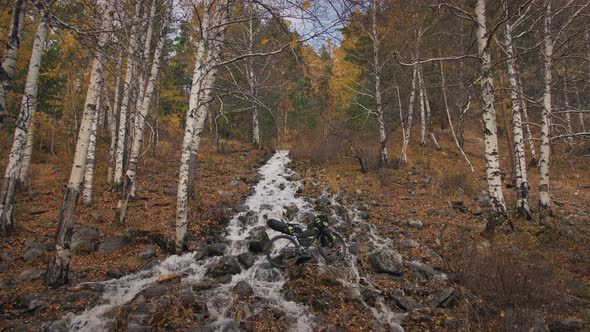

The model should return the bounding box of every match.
[0,0,27,127]
[539,0,553,213]
[119,8,168,222]
[399,65,417,164]
[518,76,538,166]
[476,0,507,219]
[107,52,123,184]
[0,13,48,235]
[114,2,141,189]
[46,0,115,286]
[418,66,426,146]
[82,83,102,207]
[504,7,531,218]
[372,0,387,165]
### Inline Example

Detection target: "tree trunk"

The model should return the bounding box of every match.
[176,0,218,251]
[518,76,538,166]
[46,0,115,286]
[0,0,27,127]
[372,0,387,165]
[114,2,141,190]
[82,86,101,207]
[563,80,574,148]
[418,66,426,146]
[476,0,508,224]
[575,87,585,132]
[18,119,34,191]
[107,52,123,184]
[539,0,553,214]
[0,14,48,235]
[504,9,531,218]
[399,65,418,164]
[119,8,168,223]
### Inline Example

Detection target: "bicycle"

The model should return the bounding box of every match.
[266,215,347,269]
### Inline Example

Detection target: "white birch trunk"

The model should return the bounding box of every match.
[119,10,168,223]
[0,14,48,235]
[420,68,440,149]
[133,0,157,132]
[246,9,261,149]
[399,65,418,164]
[575,87,585,132]
[518,76,538,166]
[46,0,115,286]
[107,52,123,184]
[0,0,27,127]
[372,0,387,165]
[18,118,34,191]
[176,0,216,251]
[82,86,101,207]
[539,0,553,213]
[418,66,426,146]
[476,0,507,219]
[563,80,574,147]
[114,2,141,189]
[504,8,532,218]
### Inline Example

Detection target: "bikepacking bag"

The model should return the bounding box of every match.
[267,219,299,236]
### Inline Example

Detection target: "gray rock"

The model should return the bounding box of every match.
[25,237,38,248]
[402,238,420,248]
[247,227,270,253]
[17,269,45,283]
[98,236,129,254]
[368,249,404,275]
[230,180,241,187]
[426,209,457,217]
[139,285,168,298]
[429,287,458,308]
[357,211,369,220]
[233,280,253,296]
[284,203,299,219]
[237,252,254,269]
[254,263,282,282]
[66,291,96,303]
[278,183,286,190]
[207,256,241,278]
[0,279,14,290]
[260,203,273,211]
[139,246,156,260]
[409,261,442,281]
[47,320,69,332]
[218,190,233,198]
[28,299,48,312]
[72,226,101,252]
[246,174,262,185]
[548,318,587,332]
[348,287,362,302]
[391,294,423,312]
[22,244,49,261]
[234,204,250,213]
[407,219,423,228]
[1,252,14,262]
[194,243,227,261]
[348,242,368,255]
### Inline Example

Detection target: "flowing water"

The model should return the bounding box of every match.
[61,150,404,331]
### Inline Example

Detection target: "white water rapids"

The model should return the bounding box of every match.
[60,150,404,331]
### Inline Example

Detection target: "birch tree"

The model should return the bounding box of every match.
[119,4,169,222]
[0,8,50,235]
[475,0,508,221]
[399,64,417,164]
[46,0,115,286]
[82,84,102,207]
[107,52,123,184]
[0,0,27,127]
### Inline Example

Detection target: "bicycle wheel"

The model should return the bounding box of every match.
[317,230,347,263]
[266,235,301,269]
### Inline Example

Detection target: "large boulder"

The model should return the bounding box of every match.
[233,280,254,297]
[429,287,457,308]
[98,236,129,254]
[17,269,45,283]
[194,243,227,261]
[22,244,50,262]
[237,252,255,269]
[284,204,299,219]
[247,227,270,253]
[207,256,241,278]
[369,249,404,276]
[71,226,100,252]
[408,260,444,281]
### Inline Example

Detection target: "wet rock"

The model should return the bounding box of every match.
[216,275,233,284]
[254,264,281,282]
[207,256,241,278]
[1,252,15,262]
[369,249,404,276]
[548,318,587,332]
[234,204,249,213]
[72,226,100,252]
[22,244,50,261]
[284,203,299,219]
[233,281,253,296]
[247,227,269,253]
[357,211,369,220]
[246,174,261,185]
[139,246,156,260]
[361,288,379,307]
[66,291,96,303]
[139,285,168,298]
[194,243,227,260]
[106,268,126,279]
[429,287,457,308]
[348,242,368,255]
[278,183,286,190]
[390,294,422,312]
[237,252,254,269]
[17,269,45,283]
[408,260,441,281]
[260,203,273,211]
[407,218,423,228]
[157,274,181,284]
[193,279,216,291]
[98,236,129,254]
[402,238,420,248]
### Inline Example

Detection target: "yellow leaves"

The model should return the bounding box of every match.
[500,310,505,317]
[290,36,298,49]
[260,36,269,45]
[302,0,311,10]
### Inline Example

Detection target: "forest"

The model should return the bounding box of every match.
[0,0,589,331]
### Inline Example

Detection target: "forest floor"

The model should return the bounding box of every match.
[0,123,589,331]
